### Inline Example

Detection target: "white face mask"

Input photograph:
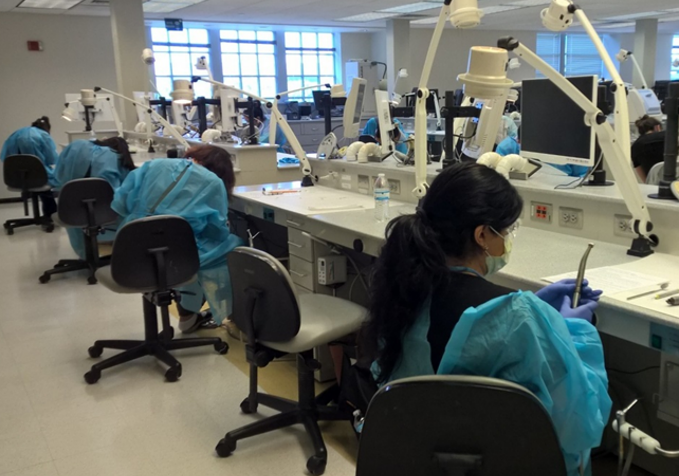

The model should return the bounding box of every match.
[484,226,515,276]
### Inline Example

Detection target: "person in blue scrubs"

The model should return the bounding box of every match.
[363,162,611,476]
[363,117,409,155]
[55,138,136,259]
[1,117,59,220]
[112,145,243,333]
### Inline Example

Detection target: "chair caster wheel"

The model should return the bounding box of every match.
[39,274,50,284]
[214,341,229,355]
[307,455,327,475]
[84,369,101,384]
[165,365,182,382]
[215,437,236,457]
[87,276,97,285]
[240,398,256,414]
[5,226,13,235]
[42,224,54,233]
[88,345,103,358]
[158,327,174,341]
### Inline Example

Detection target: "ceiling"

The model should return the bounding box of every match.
[2,0,679,33]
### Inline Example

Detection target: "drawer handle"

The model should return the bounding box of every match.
[287,241,304,249]
[286,219,302,227]
[290,270,307,277]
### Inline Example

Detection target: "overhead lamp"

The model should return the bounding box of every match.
[80,89,97,107]
[142,48,155,66]
[450,0,484,28]
[171,80,194,105]
[616,49,649,89]
[61,105,79,122]
[541,0,573,31]
[194,55,214,82]
[458,47,514,99]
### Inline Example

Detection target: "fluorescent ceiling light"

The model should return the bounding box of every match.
[483,5,522,15]
[659,14,679,22]
[661,8,679,13]
[142,0,205,12]
[410,16,440,24]
[596,22,635,29]
[336,12,401,22]
[602,11,665,21]
[379,2,440,13]
[17,0,81,8]
[502,0,550,7]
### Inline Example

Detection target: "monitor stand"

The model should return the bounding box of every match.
[584,143,614,186]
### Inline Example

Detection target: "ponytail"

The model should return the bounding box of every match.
[635,115,661,135]
[363,212,450,384]
[95,137,136,171]
[31,116,51,133]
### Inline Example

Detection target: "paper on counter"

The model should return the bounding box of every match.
[543,267,668,296]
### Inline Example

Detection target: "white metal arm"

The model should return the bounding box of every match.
[95,87,190,148]
[501,39,654,246]
[200,79,314,184]
[630,54,649,90]
[270,83,330,145]
[104,97,124,137]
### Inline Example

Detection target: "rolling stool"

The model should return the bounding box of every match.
[84,215,228,384]
[3,154,54,235]
[215,247,366,475]
[39,178,118,284]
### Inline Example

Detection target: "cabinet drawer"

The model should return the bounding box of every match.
[287,228,313,261]
[289,255,314,291]
[284,213,306,229]
[301,123,325,135]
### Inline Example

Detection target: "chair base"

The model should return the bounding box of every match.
[84,295,228,383]
[216,352,351,476]
[3,193,53,235]
[40,256,111,285]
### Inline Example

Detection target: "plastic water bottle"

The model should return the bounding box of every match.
[374,174,390,222]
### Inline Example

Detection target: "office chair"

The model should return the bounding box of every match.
[39,178,118,284]
[215,247,366,476]
[646,162,679,186]
[84,215,228,384]
[356,375,567,476]
[3,154,54,235]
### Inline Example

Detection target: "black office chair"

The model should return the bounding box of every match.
[39,178,118,285]
[358,134,377,144]
[356,376,567,476]
[3,154,54,235]
[215,247,366,475]
[84,215,229,384]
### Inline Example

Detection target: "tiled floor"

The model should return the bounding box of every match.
[0,202,356,476]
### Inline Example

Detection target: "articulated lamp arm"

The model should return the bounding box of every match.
[270,83,330,145]
[498,38,656,255]
[94,87,191,149]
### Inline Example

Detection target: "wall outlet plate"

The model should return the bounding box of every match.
[559,207,584,230]
[614,214,635,237]
[357,175,370,194]
[530,202,553,223]
[388,179,401,195]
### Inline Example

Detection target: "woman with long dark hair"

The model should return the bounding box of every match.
[363,162,610,476]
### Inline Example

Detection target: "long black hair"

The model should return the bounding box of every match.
[94,137,136,171]
[31,116,51,133]
[363,162,523,384]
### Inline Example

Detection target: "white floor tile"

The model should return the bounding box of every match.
[3,462,59,476]
[0,432,52,474]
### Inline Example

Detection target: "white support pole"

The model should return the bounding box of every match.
[630,54,649,89]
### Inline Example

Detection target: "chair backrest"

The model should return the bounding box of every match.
[227,247,300,342]
[646,162,679,185]
[110,215,199,290]
[57,178,119,228]
[3,155,48,190]
[356,376,567,476]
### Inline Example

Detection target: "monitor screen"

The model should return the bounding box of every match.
[521,75,597,167]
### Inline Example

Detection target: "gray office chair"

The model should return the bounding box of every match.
[215,247,366,476]
[646,162,679,185]
[84,215,228,384]
[356,375,567,476]
[3,154,53,235]
[39,178,118,284]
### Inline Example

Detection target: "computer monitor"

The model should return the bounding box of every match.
[343,77,368,139]
[521,75,597,167]
[312,90,333,117]
[375,89,395,156]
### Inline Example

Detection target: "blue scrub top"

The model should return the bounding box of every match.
[1,127,59,186]
[55,140,131,189]
[363,117,409,155]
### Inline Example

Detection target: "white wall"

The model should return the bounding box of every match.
[340,32,375,85]
[0,13,118,198]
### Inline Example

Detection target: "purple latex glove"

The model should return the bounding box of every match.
[535,278,603,311]
[560,295,599,322]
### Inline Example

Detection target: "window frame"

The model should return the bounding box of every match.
[671,35,679,81]
[284,32,337,101]
[219,30,277,99]
[150,27,211,99]
[536,32,606,79]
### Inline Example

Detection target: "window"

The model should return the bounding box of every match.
[285,32,337,101]
[672,35,679,81]
[150,27,212,99]
[220,30,277,99]
[537,33,605,78]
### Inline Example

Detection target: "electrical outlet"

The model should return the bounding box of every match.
[558,207,584,230]
[614,214,635,237]
[530,202,553,223]
[388,179,401,195]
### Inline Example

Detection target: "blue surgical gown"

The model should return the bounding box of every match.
[1,127,59,187]
[378,291,611,476]
[112,159,242,323]
[496,136,521,157]
[363,117,409,155]
[55,140,131,260]
[260,117,289,153]
[549,163,590,178]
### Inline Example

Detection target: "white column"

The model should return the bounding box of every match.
[633,19,658,88]
[386,19,411,95]
[109,0,148,128]
[208,29,223,83]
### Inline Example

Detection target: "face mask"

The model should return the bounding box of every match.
[484,227,514,276]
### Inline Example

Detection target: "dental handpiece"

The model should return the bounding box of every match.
[573,243,594,308]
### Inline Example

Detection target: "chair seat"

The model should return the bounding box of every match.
[95,266,197,294]
[8,185,52,193]
[261,293,366,354]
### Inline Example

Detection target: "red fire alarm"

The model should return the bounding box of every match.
[27,41,43,52]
